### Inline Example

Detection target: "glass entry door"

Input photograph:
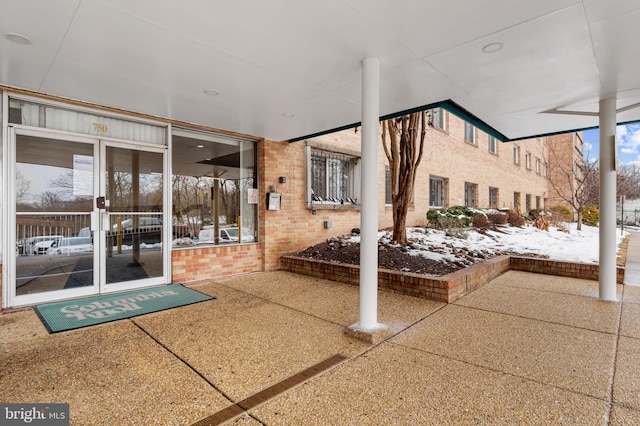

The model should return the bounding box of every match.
[100,143,165,292]
[8,128,168,308]
[12,129,99,305]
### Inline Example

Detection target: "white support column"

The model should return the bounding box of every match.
[358,57,380,330]
[346,58,389,343]
[599,97,617,301]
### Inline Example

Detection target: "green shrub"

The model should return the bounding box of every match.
[445,227,469,239]
[527,209,541,221]
[582,206,599,226]
[431,215,468,229]
[549,205,573,222]
[426,206,474,229]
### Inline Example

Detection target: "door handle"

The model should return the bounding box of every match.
[101,212,110,231]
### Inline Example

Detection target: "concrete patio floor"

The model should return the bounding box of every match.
[1,264,640,424]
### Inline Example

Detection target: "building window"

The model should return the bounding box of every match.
[306,147,360,207]
[535,158,541,174]
[464,182,477,207]
[385,166,392,205]
[430,107,446,130]
[513,144,520,165]
[9,98,166,145]
[172,128,258,246]
[525,151,531,170]
[430,176,446,208]
[489,187,499,208]
[525,194,532,212]
[536,196,541,210]
[464,122,476,144]
[543,163,547,177]
[310,149,358,203]
[488,136,497,154]
[513,192,521,211]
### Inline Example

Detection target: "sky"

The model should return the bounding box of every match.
[582,121,640,164]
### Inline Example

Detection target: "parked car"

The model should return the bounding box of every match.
[47,237,93,255]
[78,227,92,238]
[198,226,254,244]
[113,217,191,238]
[23,235,63,255]
[220,227,254,243]
[77,217,192,245]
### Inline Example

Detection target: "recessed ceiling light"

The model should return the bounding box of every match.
[196,144,204,148]
[203,89,220,96]
[482,42,503,53]
[282,112,295,118]
[3,32,32,45]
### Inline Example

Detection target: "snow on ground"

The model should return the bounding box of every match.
[347,223,628,265]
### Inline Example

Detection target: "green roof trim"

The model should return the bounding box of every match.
[438,101,508,142]
[287,99,510,143]
[287,99,616,144]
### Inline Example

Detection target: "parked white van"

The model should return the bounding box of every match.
[47,237,93,255]
[198,226,254,244]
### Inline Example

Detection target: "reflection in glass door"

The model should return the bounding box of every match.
[14,132,97,298]
[102,145,164,289]
[9,128,168,307]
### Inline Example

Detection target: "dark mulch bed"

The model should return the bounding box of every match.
[293,229,548,276]
[294,236,461,276]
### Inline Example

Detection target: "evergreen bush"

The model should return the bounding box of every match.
[549,205,573,222]
[582,206,599,226]
[426,206,474,228]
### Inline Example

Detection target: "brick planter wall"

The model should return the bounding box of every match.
[280,255,510,303]
[280,255,625,303]
[510,256,625,284]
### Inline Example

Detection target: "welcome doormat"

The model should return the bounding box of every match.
[35,284,213,333]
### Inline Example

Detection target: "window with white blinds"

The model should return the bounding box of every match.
[9,98,166,145]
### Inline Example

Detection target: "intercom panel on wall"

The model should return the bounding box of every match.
[266,192,282,210]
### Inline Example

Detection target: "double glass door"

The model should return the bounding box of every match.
[10,128,167,307]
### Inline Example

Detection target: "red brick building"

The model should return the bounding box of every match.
[174,108,571,284]
[2,93,581,308]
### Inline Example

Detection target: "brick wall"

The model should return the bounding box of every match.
[421,115,549,212]
[5,113,577,290]
[280,254,624,304]
[510,256,625,283]
[259,138,361,270]
[172,244,263,283]
[545,132,584,217]
[247,113,572,274]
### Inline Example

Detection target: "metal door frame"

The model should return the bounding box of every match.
[98,139,169,294]
[3,126,170,308]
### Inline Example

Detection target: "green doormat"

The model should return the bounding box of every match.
[35,284,213,333]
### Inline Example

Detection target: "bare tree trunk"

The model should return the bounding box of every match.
[382,112,427,244]
[393,193,408,242]
[577,209,583,231]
